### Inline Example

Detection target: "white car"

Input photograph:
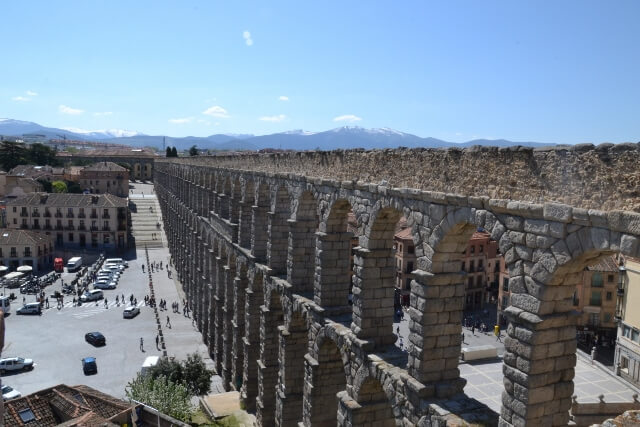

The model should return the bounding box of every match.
[99,269,121,278]
[123,306,140,318]
[2,385,21,401]
[94,280,117,290]
[0,357,34,374]
[80,290,104,302]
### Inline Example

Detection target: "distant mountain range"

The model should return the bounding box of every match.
[0,118,555,151]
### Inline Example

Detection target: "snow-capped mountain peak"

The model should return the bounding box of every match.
[282,129,316,136]
[61,127,141,139]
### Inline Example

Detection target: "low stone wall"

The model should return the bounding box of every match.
[571,397,640,426]
[163,143,640,212]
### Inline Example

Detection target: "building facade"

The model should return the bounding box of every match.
[4,193,128,250]
[57,149,156,180]
[78,161,129,197]
[615,257,640,386]
[461,230,506,311]
[0,229,54,273]
[394,227,415,306]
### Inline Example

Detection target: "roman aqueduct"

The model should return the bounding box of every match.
[155,144,640,426]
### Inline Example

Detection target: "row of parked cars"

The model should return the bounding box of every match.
[80,259,128,301]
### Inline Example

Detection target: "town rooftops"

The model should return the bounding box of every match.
[8,165,64,178]
[81,161,128,172]
[3,384,131,427]
[586,255,619,272]
[57,148,157,158]
[0,229,52,246]
[394,227,413,241]
[5,192,127,208]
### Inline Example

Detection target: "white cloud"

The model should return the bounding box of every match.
[59,104,84,115]
[12,96,30,102]
[278,96,289,101]
[168,117,193,124]
[243,30,253,46]
[202,105,230,118]
[93,111,113,117]
[333,114,362,122]
[259,114,286,122]
[26,90,38,96]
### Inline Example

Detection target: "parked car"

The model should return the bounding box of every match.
[85,332,106,346]
[82,357,97,375]
[16,303,42,315]
[93,280,116,290]
[104,263,125,273]
[123,306,140,319]
[0,357,34,374]
[80,290,104,302]
[2,385,21,401]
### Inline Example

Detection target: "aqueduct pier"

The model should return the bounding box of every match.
[155,144,640,426]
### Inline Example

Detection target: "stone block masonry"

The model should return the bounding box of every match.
[155,145,640,426]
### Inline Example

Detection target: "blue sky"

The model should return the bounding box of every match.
[1,1,638,143]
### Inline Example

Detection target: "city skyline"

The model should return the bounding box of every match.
[1,1,639,144]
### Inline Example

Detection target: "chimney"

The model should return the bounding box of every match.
[91,195,99,204]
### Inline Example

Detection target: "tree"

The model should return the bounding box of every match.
[51,180,68,193]
[149,353,213,396]
[166,147,172,157]
[27,143,60,166]
[171,147,178,157]
[125,374,193,422]
[38,178,52,192]
[189,145,199,156]
[0,141,28,171]
[66,181,83,194]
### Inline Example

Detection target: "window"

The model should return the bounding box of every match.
[590,291,602,306]
[502,277,509,292]
[399,244,403,253]
[69,233,74,242]
[591,272,604,288]
[104,234,110,244]
[12,207,16,212]
[468,277,473,287]
[621,356,629,374]
[608,274,615,283]
[408,245,414,254]
[588,313,600,326]
[461,261,465,271]
[478,259,483,269]
[68,220,73,227]
[405,278,411,290]
[103,221,109,229]
[606,291,612,301]
[476,276,482,287]
[24,248,31,257]
[633,329,640,342]
[13,218,16,224]
[501,296,509,309]
[572,291,579,306]
[604,313,612,323]
[470,246,475,254]
[623,324,632,338]
[406,261,413,274]
[10,247,16,257]
[18,408,35,423]
[479,245,483,253]
[470,260,475,272]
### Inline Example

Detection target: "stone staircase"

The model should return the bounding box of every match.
[130,196,164,249]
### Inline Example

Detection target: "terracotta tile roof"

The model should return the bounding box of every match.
[3,384,132,427]
[0,229,53,246]
[61,149,157,158]
[471,230,491,240]
[394,227,413,240]
[8,165,62,179]
[586,255,619,272]
[5,193,127,208]
[81,162,128,172]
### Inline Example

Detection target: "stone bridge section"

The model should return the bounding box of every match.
[154,145,640,427]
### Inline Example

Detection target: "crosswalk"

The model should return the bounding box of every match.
[46,300,146,319]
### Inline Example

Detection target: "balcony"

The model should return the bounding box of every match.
[90,226,98,231]
[66,225,75,230]
[55,225,63,230]
[618,288,625,297]
[78,225,86,231]
[117,213,127,220]
[10,252,17,258]
[102,226,111,231]
[90,213,98,219]
[31,212,40,217]
[66,212,74,218]
[23,252,31,258]
[55,212,63,218]
[589,299,602,307]
[103,213,110,219]
[44,224,51,230]
[43,211,51,218]
[32,224,40,230]
[118,224,127,231]
[20,212,28,217]
[78,213,86,218]
[20,224,28,229]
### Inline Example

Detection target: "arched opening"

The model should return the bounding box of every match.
[239,180,255,248]
[232,261,248,392]
[241,269,264,412]
[268,186,291,276]
[277,310,307,426]
[222,252,237,389]
[220,177,231,219]
[251,183,270,262]
[352,206,402,347]
[230,178,242,225]
[315,198,358,315]
[257,291,284,427]
[212,243,227,375]
[287,191,319,295]
[306,337,348,426]
[353,377,396,426]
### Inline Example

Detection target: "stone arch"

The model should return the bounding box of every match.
[288,190,319,295]
[242,267,265,411]
[232,259,249,391]
[305,326,350,426]
[315,198,357,311]
[269,186,292,276]
[230,177,242,225]
[251,182,271,261]
[239,179,255,248]
[350,371,397,427]
[351,205,403,347]
[258,288,285,427]
[277,309,308,426]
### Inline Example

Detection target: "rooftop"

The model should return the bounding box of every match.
[5,193,128,208]
[8,165,64,179]
[58,149,157,158]
[81,161,128,172]
[586,255,619,272]
[0,229,53,246]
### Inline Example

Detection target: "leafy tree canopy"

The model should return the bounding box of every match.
[51,180,68,193]
[189,145,199,156]
[149,353,213,396]
[171,147,178,157]
[125,374,193,422]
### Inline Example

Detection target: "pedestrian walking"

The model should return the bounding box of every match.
[461,332,465,344]
[142,265,145,273]
[155,334,159,348]
[471,325,475,335]
[496,331,502,342]
[166,316,171,328]
[140,337,144,351]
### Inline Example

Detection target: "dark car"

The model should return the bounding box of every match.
[82,357,97,375]
[84,332,106,346]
